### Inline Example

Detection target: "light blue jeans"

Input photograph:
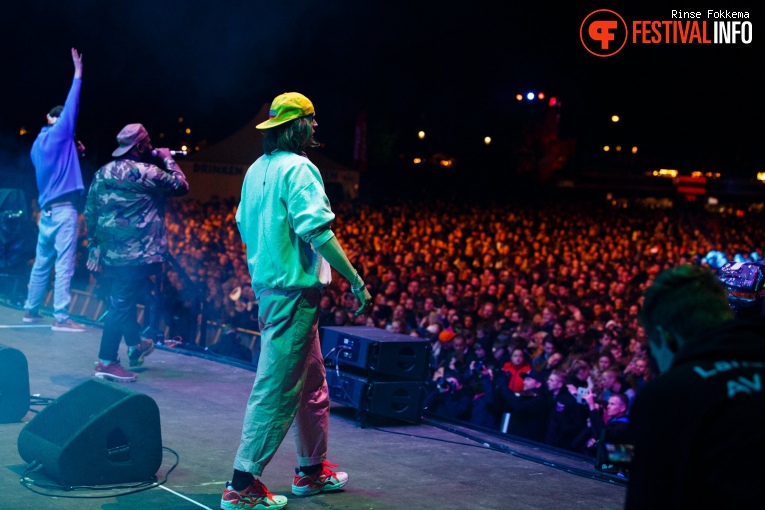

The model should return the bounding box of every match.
[24,204,78,322]
[234,287,329,476]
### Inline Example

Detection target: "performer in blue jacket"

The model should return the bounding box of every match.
[23,48,86,332]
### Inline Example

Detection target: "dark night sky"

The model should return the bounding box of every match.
[1,1,762,181]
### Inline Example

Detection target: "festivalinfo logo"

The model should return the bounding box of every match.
[580,9,753,57]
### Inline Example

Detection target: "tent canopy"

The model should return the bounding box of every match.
[180,103,358,201]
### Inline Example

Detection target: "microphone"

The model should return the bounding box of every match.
[151,149,188,157]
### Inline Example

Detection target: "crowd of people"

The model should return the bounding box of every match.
[58,183,764,461]
[79,193,753,445]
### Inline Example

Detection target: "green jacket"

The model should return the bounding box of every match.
[236,151,335,298]
[84,157,189,266]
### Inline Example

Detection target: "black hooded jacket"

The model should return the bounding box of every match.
[626,319,765,509]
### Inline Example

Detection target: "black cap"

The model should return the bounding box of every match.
[520,370,546,384]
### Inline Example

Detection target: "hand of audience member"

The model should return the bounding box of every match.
[583,389,597,409]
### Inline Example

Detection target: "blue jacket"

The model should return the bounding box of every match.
[31,77,85,209]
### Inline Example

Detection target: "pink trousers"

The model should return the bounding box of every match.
[233,288,329,475]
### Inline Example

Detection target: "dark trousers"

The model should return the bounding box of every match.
[98,263,160,362]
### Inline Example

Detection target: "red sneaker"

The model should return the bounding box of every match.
[94,361,137,382]
[220,479,287,510]
[291,460,348,496]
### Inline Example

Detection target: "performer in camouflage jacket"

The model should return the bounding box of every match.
[84,123,188,382]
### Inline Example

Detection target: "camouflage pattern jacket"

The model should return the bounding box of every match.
[84,157,189,267]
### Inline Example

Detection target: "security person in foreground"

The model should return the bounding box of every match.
[627,264,765,508]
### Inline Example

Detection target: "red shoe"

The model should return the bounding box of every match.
[94,361,137,382]
[220,479,287,510]
[291,460,348,496]
[52,318,86,332]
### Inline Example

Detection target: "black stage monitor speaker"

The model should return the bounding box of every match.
[321,326,430,381]
[326,369,425,423]
[0,344,30,423]
[17,378,162,486]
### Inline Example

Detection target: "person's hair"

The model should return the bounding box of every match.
[261,115,318,155]
[639,264,734,348]
[549,369,566,381]
[570,359,590,373]
[609,392,629,410]
[48,105,63,117]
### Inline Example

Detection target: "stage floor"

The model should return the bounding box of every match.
[0,304,626,510]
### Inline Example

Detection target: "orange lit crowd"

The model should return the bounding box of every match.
[105,194,765,455]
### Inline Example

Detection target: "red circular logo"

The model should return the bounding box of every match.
[580,10,628,57]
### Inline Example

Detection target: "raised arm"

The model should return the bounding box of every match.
[72,48,83,79]
[54,48,83,136]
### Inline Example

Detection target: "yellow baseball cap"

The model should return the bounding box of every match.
[256,92,315,130]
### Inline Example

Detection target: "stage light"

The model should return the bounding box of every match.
[611,115,620,122]
[537,92,545,100]
[616,146,622,151]
[418,131,425,139]
[632,146,638,154]
[185,128,191,134]
[516,94,523,101]
[19,127,27,136]
[526,92,535,100]
[484,136,491,145]
[549,97,557,106]
[603,146,610,152]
